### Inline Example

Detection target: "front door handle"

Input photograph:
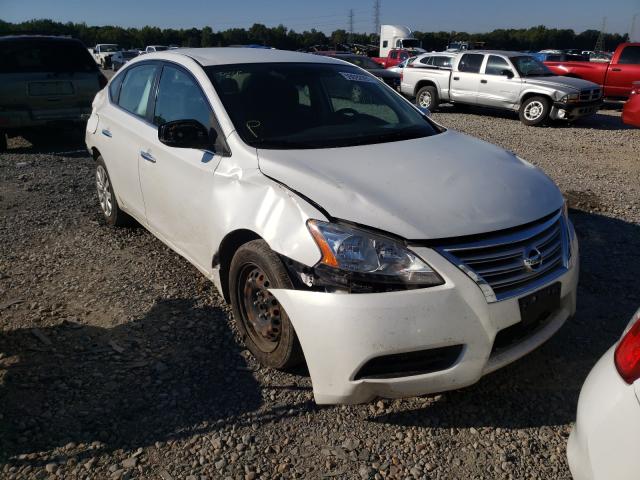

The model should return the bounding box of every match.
[140,151,156,163]
[480,79,488,84]
[611,67,622,72]
[101,129,112,138]
[453,76,460,81]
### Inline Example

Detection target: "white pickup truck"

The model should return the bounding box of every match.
[88,44,120,69]
[401,50,603,125]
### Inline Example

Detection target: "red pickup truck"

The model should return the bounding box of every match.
[544,43,640,99]
[372,48,424,69]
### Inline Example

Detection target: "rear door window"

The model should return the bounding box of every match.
[117,64,158,118]
[458,54,484,73]
[0,39,98,73]
[485,55,510,75]
[618,46,640,64]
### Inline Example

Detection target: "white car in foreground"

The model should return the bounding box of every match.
[85,48,578,404]
[567,307,640,480]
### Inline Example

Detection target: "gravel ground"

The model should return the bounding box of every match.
[1,105,639,480]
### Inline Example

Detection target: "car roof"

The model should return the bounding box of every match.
[153,47,346,66]
[0,35,82,43]
[461,50,530,56]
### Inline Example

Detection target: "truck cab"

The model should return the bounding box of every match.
[379,25,422,58]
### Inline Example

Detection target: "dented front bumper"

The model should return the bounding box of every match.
[271,244,578,404]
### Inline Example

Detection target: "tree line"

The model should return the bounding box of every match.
[0,18,629,52]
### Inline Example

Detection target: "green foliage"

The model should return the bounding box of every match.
[0,18,629,52]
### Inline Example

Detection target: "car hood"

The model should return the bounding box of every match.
[257,130,563,240]
[368,68,400,78]
[523,75,599,92]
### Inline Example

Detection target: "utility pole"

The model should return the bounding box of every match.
[594,16,606,52]
[630,13,637,42]
[373,0,381,37]
[349,9,354,44]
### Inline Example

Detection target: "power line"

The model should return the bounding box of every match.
[594,16,606,52]
[373,0,381,36]
[348,9,354,42]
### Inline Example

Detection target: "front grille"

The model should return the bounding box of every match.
[353,345,464,380]
[579,88,601,101]
[436,210,568,302]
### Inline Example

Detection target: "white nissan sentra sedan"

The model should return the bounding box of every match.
[85,48,579,404]
[567,307,640,480]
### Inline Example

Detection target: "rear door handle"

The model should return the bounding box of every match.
[480,79,488,84]
[101,129,112,138]
[140,151,156,163]
[611,67,622,72]
[453,76,460,81]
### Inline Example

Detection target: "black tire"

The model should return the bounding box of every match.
[519,96,550,126]
[95,156,133,227]
[229,240,303,370]
[0,131,6,152]
[415,85,439,111]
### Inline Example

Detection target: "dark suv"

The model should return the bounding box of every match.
[0,36,107,150]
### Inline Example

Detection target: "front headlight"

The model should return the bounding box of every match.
[560,93,579,103]
[305,220,443,292]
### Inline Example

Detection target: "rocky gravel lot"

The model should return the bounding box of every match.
[1,105,639,480]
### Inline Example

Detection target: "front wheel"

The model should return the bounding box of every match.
[229,240,303,370]
[415,86,439,111]
[519,96,550,126]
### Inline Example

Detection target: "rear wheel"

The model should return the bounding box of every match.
[415,86,439,111]
[229,240,303,369]
[95,156,133,227]
[519,96,550,126]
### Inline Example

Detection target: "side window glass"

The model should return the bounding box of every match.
[153,65,212,129]
[618,46,640,64]
[485,55,510,75]
[400,52,408,60]
[390,51,397,59]
[109,71,124,103]
[382,40,388,48]
[458,54,484,73]
[118,64,157,117]
[419,56,430,65]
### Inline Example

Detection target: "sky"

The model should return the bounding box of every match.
[1,0,639,35]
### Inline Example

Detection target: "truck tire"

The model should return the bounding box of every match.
[519,96,550,126]
[416,86,439,111]
[229,240,304,370]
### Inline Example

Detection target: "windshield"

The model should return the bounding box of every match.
[343,56,381,70]
[154,46,169,51]
[510,56,553,76]
[123,51,138,59]
[101,45,119,52]
[402,39,420,49]
[206,62,440,149]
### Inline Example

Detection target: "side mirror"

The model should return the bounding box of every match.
[501,69,514,79]
[158,119,214,150]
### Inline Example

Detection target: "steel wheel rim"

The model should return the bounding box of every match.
[418,91,432,108]
[524,100,544,121]
[237,264,282,353]
[96,165,113,217]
